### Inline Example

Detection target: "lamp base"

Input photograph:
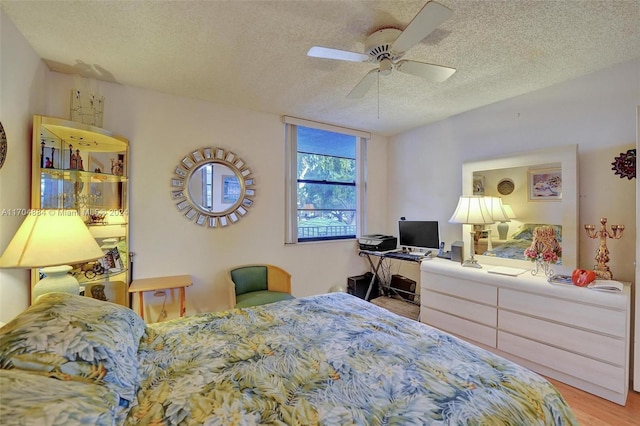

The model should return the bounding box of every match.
[485,229,493,252]
[463,230,483,268]
[32,265,79,302]
[497,222,509,240]
[462,257,482,268]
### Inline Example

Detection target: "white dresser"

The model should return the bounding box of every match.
[420,258,630,405]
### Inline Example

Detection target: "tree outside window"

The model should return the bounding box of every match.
[285,119,367,243]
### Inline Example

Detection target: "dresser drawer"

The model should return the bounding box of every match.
[421,273,497,305]
[423,290,496,327]
[499,310,625,366]
[499,288,626,337]
[498,331,626,394]
[421,307,497,348]
[420,260,629,405]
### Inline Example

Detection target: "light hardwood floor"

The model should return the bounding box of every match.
[546,379,640,425]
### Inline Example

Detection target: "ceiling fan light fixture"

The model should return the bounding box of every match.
[307,1,455,98]
[379,58,393,76]
[365,28,402,61]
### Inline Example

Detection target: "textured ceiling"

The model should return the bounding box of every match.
[2,0,639,136]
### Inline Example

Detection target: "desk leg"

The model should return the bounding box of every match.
[138,292,144,320]
[179,287,186,317]
[363,255,384,301]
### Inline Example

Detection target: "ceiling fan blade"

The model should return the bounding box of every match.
[347,69,378,99]
[395,60,455,82]
[307,46,370,62]
[391,1,453,54]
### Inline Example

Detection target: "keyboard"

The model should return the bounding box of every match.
[384,251,431,261]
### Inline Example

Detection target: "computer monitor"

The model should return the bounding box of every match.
[398,220,440,250]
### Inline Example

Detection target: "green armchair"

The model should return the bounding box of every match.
[228,264,295,308]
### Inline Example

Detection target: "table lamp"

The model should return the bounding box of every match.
[0,210,104,301]
[449,196,494,268]
[497,204,516,240]
[483,196,509,251]
[88,213,127,241]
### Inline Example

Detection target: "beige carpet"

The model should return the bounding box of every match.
[370,296,420,321]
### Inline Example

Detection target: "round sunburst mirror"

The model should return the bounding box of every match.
[170,147,255,227]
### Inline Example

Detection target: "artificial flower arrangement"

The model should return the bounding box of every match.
[524,226,562,264]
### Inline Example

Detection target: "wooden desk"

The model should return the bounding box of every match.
[129,275,192,320]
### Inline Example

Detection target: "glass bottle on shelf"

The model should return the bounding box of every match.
[31,115,130,305]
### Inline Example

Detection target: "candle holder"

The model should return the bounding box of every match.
[584,218,624,280]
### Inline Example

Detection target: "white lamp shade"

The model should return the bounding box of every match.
[483,196,509,222]
[449,196,494,225]
[0,210,104,268]
[502,204,516,219]
[89,225,127,239]
[88,211,127,239]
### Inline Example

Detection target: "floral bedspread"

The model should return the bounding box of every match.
[128,293,577,425]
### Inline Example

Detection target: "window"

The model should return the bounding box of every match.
[202,165,213,209]
[284,117,369,243]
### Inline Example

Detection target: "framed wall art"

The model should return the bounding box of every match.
[528,168,562,201]
[472,175,485,195]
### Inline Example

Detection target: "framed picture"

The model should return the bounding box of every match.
[222,174,241,203]
[100,247,123,272]
[84,281,128,306]
[472,175,485,195]
[528,168,562,201]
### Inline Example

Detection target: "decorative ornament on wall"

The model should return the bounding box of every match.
[611,148,636,180]
[70,89,105,127]
[0,121,7,170]
[170,147,256,228]
[497,178,515,195]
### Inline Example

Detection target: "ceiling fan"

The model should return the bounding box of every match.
[307,1,456,99]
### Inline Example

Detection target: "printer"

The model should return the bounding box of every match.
[358,234,397,251]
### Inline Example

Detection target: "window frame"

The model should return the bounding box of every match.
[284,116,369,244]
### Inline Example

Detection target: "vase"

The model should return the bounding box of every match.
[531,259,554,278]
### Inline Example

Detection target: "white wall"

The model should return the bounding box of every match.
[389,59,639,282]
[0,10,49,322]
[35,73,389,320]
[1,5,636,323]
[0,6,388,322]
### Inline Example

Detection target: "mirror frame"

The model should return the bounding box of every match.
[461,144,578,275]
[170,147,255,227]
